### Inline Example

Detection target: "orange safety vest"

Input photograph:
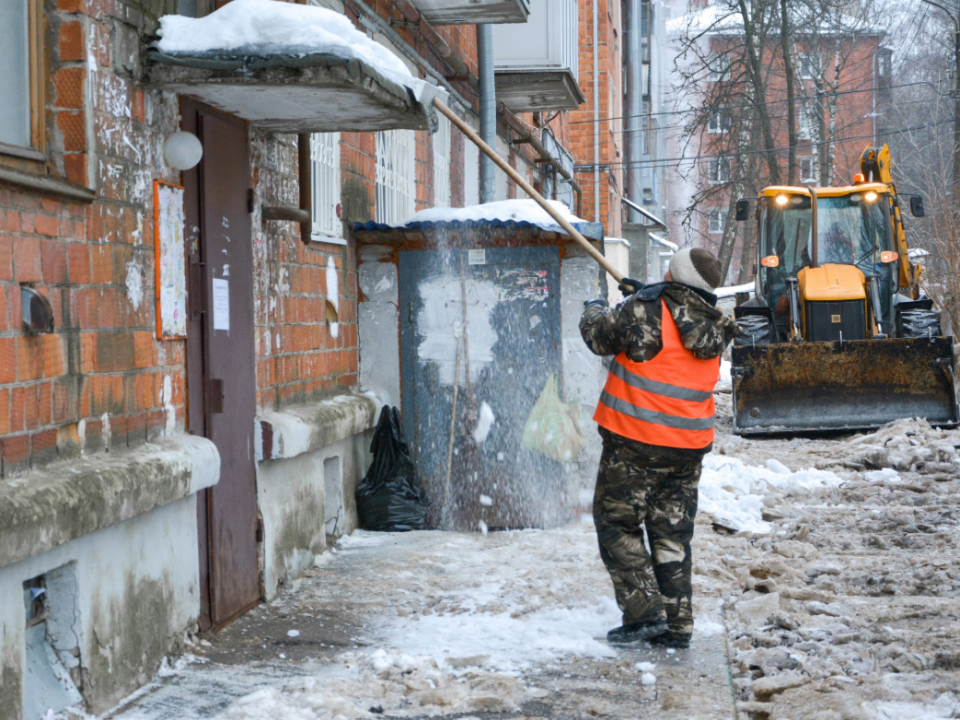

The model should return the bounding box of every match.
[594,299,719,450]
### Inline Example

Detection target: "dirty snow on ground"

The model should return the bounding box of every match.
[398,199,596,234]
[698,454,843,533]
[155,0,441,102]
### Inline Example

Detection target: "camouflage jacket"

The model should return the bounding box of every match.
[579,282,738,362]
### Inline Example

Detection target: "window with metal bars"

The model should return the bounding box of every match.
[433,114,451,208]
[311,132,343,243]
[376,129,416,224]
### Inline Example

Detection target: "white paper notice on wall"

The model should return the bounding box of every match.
[212,279,230,331]
[468,248,486,265]
[154,181,187,339]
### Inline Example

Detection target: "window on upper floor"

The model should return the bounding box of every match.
[0,0,42,157]
[799,53,822,80]
[707,156,731,184]
[800,156,817,183]
[707,54,732,82]
[433,113,451,208]
[709,208,728,234]
[311,132,344,243]
[376,129,416,225]
[707,109,732,134]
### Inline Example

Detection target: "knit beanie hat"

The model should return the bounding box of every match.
[669,248,722,291]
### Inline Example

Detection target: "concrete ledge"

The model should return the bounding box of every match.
[0,434,220,568]
[256,393,380,462]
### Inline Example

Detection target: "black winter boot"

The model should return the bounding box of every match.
[606,620,669,644]
[648,632,691,649]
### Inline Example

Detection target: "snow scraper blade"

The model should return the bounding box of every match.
[731,337,960,435]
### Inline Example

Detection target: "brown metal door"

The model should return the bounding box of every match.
[182,100,260,627]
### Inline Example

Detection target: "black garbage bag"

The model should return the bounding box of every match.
[356,406,429,531]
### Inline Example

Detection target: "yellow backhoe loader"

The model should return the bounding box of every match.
[731,144,959,434]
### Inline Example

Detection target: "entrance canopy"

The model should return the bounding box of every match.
[146,0,447,133]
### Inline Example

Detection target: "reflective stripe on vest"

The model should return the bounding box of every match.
[594,299,719,449]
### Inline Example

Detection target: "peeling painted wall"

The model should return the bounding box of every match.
[358,246,401,407]
[0,496,201,715]
[559,246,606,507]
[257,432,370,600]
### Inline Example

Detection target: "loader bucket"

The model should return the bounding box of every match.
[731,337,959,435]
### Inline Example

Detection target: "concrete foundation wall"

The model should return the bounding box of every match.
[0,497,201,717]
[256,430,371,600]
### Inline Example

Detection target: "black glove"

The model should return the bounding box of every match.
[618,278,643,296]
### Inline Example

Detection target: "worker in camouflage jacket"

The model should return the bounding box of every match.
[580,248,738,648]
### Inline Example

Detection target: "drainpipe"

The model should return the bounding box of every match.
[478,24,497,203]
[624,0,643,223]
[593,0,601,224]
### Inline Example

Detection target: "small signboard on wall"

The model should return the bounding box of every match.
[154,180,187,339]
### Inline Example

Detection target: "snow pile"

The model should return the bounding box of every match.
[841,418,960,475]
[399,200,594,234]
[217,651,537,720]
[156,0,441,102]
[864,693,960,720]
[699,455,843,533]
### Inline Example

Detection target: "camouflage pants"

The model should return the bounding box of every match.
[592,428,704,641]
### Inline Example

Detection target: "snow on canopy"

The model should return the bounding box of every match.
[156,0,442,102]
[396,200,602,238]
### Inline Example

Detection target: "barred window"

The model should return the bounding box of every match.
[433,113,451,208]
[376,129,416,224]
[311,132,343,243]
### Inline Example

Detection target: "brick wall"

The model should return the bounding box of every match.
[0,0,565,475]
[569,0,624,235]
[0,0,188,478]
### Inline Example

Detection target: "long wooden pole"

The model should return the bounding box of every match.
[433,98,624,283]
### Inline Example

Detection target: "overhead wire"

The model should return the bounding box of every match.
[567,80,947,125]
[572,117,956,175]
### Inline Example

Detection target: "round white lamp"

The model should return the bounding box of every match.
[162,131,204,171]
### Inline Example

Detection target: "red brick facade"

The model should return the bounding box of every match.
[0,0,571,476]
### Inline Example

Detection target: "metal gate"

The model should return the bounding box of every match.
[399,245,565,529]
[183,100,260,628]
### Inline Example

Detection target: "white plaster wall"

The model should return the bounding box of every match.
[257,432,370,600]
[560,249,606,507]
[0,496,200,715]
[358,249,401,407]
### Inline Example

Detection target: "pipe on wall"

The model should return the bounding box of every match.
[624,0,643,223]
[593,0,601,224]
[478,23,497,203]
[393,0,478,88]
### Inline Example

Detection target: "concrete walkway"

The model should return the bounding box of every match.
[106,526,738,720]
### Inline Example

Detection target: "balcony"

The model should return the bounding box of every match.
[491,0,584,112]
[413,0,530,25]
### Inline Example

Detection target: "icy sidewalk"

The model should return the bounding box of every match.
[104,525,738,720]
